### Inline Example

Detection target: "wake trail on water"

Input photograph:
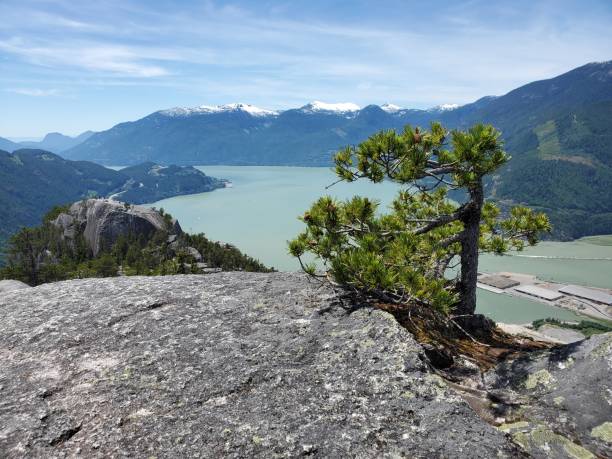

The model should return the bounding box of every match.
[509,255,612,261]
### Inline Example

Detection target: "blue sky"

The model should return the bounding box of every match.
[1,0,611,138]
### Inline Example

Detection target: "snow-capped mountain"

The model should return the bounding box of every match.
[65,100,461,166]
[68,57,610,168]
[160,103,279,117]
[157,100,463,118]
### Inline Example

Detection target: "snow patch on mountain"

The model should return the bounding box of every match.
[428,103,460,112]
[160,103,279,117]
[380,103,402,113]
[300,101,361,114]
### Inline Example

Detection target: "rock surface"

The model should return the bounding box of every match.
[0,279,31,293]
[488,333,612,458]
[0,272,521,458]
[52,199,181,256]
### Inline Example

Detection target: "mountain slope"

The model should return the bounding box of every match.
[0,149,124,246]
[62,61,612,238]
[463,62,612,238]
[0,136,20,152]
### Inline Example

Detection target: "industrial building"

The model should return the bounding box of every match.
[514,285,564,301]
[559,285,612,305]
[478,274,520,290]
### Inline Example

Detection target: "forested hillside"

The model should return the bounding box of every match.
[1,201,271,285]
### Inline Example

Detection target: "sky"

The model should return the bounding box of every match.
[1,0,611,138]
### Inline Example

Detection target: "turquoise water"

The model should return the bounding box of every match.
[480,241,612,290]
[148,166,612,324]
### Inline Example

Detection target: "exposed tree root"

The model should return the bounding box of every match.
[375,302,552,371]
[375,302,556,429]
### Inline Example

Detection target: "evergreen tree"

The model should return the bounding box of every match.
[91,253,119,277]
[289,123,550,315]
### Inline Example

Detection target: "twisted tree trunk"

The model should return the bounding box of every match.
[457,183,484,316]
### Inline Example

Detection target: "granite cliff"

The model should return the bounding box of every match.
[0,273,609,458]
[52,199,182,257]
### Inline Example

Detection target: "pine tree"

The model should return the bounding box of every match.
[289,123,550,316]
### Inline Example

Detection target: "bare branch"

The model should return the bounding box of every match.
[414,207,466,235]
[325,177,345,190]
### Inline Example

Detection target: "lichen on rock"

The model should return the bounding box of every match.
[487,332,612,458]
[591,422,612,443]
[525,369,555,390]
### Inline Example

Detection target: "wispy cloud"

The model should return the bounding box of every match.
[0,0,611,136]
[1,0,610,90]
[7,87,60,97]
[0,39,171,78]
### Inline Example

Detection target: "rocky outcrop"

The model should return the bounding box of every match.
[0,272,521,458]
[184,246,203,262]
[0,279,30,293]
[487,333,612,458]
[52,199,181,256]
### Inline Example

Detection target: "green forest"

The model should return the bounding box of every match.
[1,205,272,286]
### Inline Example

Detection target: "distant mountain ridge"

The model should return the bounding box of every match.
[18,131,95,153]
[30,61,612,238]
[0,136,20,152]
[63,100,464,166]
[0,131,95,154]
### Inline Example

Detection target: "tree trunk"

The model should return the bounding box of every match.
[457,183,484,316]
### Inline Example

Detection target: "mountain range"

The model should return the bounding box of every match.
[59,62,612,239]
[2,61,611,239]
[0,149,224,248]
[20,131,96,152]
[62,101,472,166]
[0,131,95,154]
[62,62,612,172]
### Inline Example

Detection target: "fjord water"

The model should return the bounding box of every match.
[149,166,612,324]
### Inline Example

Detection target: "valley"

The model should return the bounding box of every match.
[46,62,612,240]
